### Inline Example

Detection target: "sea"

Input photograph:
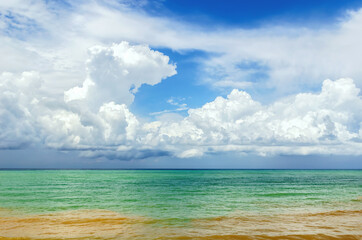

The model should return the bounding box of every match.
[0,170,361,239]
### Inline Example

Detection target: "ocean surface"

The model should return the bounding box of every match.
[0,170,361,239]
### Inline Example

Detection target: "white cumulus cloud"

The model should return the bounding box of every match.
[64,41,176,107]
[0,38,361,160]
[143,78,362,157]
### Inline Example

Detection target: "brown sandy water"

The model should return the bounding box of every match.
[0,209,361,240]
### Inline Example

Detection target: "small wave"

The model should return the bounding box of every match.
[303,209,362,217]
[351,196,362,201]
[0,209,148,239]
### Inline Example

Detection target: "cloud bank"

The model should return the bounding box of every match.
[142,78,362,157]
[1,41,361,159]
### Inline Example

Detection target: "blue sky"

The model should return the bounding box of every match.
[143,0,362,26]
[0,0,362,169]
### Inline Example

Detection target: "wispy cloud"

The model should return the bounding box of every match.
[2,1,362,97]
[150,97,189,116]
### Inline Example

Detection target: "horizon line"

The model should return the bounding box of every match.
[0,168,361,171]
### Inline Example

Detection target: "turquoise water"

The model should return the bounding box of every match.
[0,170,361,219]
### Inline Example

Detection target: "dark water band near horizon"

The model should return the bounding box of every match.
[0,170,361,239]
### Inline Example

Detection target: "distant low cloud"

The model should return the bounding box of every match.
[80,148,171,161]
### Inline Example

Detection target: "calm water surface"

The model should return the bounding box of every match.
[0,170,361,239]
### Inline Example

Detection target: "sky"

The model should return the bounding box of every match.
[0,0,362,169]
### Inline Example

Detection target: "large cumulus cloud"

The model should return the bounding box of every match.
[0,42,176,159]
[157,78,362,157]
[0,42,362,160]
[40,42,176,159]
